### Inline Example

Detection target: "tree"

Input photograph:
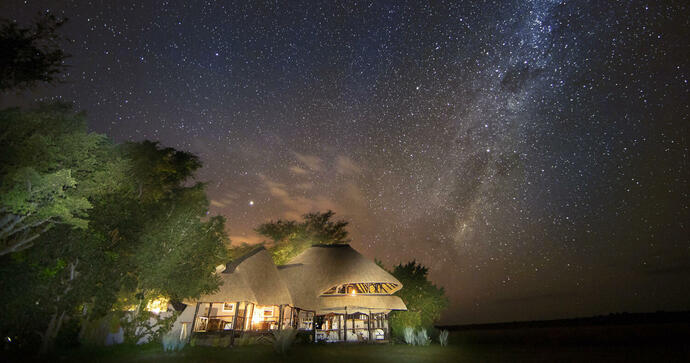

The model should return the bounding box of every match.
[0,139,228,354]
[134,188,227,300]
[0,13,69,91]
[255,210,350,264]
[0,15,228,353]
[387,261,448,337]
[0,103,126,256]
[0,113,127,352]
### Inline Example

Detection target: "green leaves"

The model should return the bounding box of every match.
[0,104,119,255]
[255,210,350,265]
[134,209,226,300]
[388,260,449,335]
[122,140,202,202]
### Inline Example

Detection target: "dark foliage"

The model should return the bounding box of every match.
[0,13,69,91]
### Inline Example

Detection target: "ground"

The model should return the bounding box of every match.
[38,341,689,363]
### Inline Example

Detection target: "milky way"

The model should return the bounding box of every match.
[2,0,688,324]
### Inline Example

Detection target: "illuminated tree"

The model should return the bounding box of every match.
[255,210,350,264]
[0,103,125,256]
[388,261,448,336]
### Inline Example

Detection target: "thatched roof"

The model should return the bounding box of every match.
[278,244,407,313]
[187,244,406,314]
[189,246,293,306]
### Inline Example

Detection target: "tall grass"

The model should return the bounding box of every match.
[415,329,431,346]
[403,327,416,345]
[438,330,449,346]
[272,328,297,355]
[235,333,259,346]
[161,331,186,352]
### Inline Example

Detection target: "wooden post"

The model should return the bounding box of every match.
[246,303,254,331]
[386,312,391,341]
[344,307,348,342]
[233,302,240,330]
[278,304,284,331]
[189,302,200,339]
[311,311,316,342]
[231,301,240,345]
[368,309,372,343]
[206,303,213,331]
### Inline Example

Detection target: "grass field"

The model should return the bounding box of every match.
[14,320,690,362]
[42,340,689,363]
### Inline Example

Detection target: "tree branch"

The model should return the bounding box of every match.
[0,223,52,256]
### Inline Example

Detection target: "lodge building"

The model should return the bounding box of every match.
[172,244,407,343]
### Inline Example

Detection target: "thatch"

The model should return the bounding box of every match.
[188,246,293,306]
[278,244,406,313]
[315,295,407,315]
[186,244,406,314]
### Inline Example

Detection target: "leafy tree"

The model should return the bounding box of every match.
[0,113,127,353]
[387,261,448,337]
[0,138,228,353]
[227,241,260,262]
[91,141,227,344]
[134,188,227,300]
[0,13,69,91]
[123,140,203,202]
[0,16,228,353]
[255,210,350,264]
[0,103,126,256]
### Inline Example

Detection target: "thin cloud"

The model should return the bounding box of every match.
[293,152,323,171]
[210,200,227,208]
[260,175,339,220]
[289,165,309,175]
[335,155,362,175]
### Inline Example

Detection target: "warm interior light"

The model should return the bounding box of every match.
[347,286,356,296]
[145,298,168,314]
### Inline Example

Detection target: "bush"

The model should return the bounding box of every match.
[161,331,186,352]
[438,330,449,346]
[403,326,416,345]
[388,261,448,335]
[390,310,422,338]
[415,329,431,346]
[272,328,297,355]
[235,333,259,346]
[79,318,110,347]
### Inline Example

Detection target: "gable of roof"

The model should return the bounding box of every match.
[288,244,403,294]
[279,244,406,312]
[189,246,293,306]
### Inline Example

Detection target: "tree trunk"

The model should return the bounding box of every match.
[40,310,66,355]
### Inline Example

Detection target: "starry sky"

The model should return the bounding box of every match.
[3,0,688,324]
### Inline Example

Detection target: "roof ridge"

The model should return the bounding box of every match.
[223,245,266,273]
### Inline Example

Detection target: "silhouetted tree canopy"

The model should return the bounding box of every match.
[0,13,69,91]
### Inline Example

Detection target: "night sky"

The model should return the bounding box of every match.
[3,1,688,324]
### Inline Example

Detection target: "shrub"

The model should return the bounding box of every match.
[272,328,297,355]
[415,329,431,346]
[390,310,422,338]
[235,334,259,346]
[439,330,449,346]
[403,326,416,345]
[161,331,186,352]
[79,317,110,347]
[388,261,448,334]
